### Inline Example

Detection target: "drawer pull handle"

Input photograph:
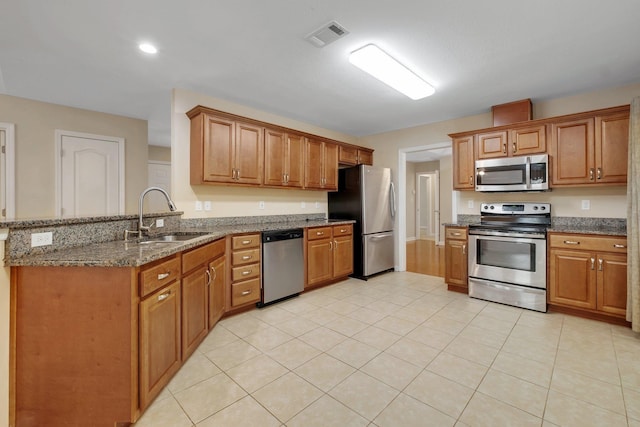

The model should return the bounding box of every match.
[589,168,595,181]
[598,258,604,271]
[462,244,466,255]
[242,270,252,276]
[316,231,324,236]
[452,232,461,236]
[563,240,580,245]
[241,290,251,296]
[340,229,346,233]
[597,168,602,180]
[242,255,252,260]
[241,240,251,245]
[590,258,595,270]
[512,142,517,153]
[157,272,170,280]
[502,142,507,154]
[613,244,626,249]
[158,291,171,301]
[210,265,217,282]
[205,269,211,286]
[469,175,473,186]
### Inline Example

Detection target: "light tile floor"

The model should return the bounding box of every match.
[133,272,640,427]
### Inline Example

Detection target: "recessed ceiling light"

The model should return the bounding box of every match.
[349,44,435,100]
[138,43,158,54]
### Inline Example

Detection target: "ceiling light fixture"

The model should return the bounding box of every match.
[138,43,158,54]
[348,44,435,100]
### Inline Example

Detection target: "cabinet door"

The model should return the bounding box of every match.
[304,138,324,189]
[445,239,467,288]
[139,282,181,410]
[548,249,597,309]
[452,136,475,190]
[597,253,627,316]
[235,121,263,184]
[286,133,305,188]
[476,131,508,159]
[358,149,373,165]
[181,267,209,360]
[550,118,595,185]
[333,235,353,278]
[595,112,629,184]
[338,145,358,165]
[306,238,333,286]
[509,125,546,156]
[323,142,339,190]
[209,255,226,328]
[264,128,286,186]
[202,115,235,183]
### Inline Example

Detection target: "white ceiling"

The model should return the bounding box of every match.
[2,1,640,148]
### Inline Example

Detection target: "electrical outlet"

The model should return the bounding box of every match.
[156,218,165,228]
[31,232,53,247]
[195,201,203,211]
[468,200,474,209]
[204,201,212,211]
[259,201,265,210]
[581,200,591,210]
[315,202,320,209]
[301,202,306,209]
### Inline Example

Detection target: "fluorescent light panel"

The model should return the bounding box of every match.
[138,43,158,54]
[349,44,434,100]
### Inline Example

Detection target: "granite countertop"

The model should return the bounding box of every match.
[546,225,627,236]
[8,219,355,268]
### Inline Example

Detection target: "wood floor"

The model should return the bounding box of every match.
[406,239,445,277]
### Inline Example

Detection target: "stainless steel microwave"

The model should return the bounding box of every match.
[475,154,549,192]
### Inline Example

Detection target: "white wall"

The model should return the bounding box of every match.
[171,89,361,219]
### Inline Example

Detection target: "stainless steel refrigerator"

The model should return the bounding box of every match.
[328,165,396,279]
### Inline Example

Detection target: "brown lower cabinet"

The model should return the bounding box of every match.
[444,226,469,293]
[228,233,261,309]
[305,224,353,288]
[548,232,627,321]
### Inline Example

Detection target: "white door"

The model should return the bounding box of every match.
[0,123,15,220]
[57,130,124,217]
[147,161,171,212]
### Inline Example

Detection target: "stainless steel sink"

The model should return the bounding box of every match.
[139,232,210,244]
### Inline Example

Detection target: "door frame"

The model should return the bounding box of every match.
[0,123,16,219]
[415,171,440,243]
[55,129,125,217]
[397,142,454,272]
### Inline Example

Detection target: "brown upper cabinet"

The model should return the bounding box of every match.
[305,138,338,190]
[476,124,546,159]
[452,135,475,190]
[551,107,629,186]
[450,104,629,190]
[189,111,263,185]
[338,145,374,166]
[264,128,305,188]
[187,106,370,191]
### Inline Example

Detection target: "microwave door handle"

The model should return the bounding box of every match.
[525,156,531,189]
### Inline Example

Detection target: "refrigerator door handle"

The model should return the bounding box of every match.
[389,181,396,218]
[370,233,393,240]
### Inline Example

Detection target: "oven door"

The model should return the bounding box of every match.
[468,231,546,289]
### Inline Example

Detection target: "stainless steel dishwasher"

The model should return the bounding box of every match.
[260,228,304,306]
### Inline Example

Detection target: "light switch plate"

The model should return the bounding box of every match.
[195,201,203,211]
[581,200,590,210]
[204,201,212,211]
[155,218,164,228]
[259,201,265,210]
[468,200,474,209]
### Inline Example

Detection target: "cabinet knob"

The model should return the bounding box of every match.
[590,258,595,270]
[469,176,473,186]
[158,290,171,301]
[157,272,170,280]
[462,244,466,255]
[597,168,602,180]
[513,142,517,153]
[589,168,595,181]
[598,259,604,271]
[502,142,507,154]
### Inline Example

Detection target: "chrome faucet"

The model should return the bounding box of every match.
[130,187,177,238]
[139,186,177,233]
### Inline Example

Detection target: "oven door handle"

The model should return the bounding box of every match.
[469,229,546,240]
[525,156,531,189]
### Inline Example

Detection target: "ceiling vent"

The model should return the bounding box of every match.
[305,21,349,48]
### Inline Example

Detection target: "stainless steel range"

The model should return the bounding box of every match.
[468,202,551,312]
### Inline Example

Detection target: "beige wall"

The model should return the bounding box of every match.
[148,145,171,163]
[171,88,360,218]
[363,82,640,220]
[0,95,148,218]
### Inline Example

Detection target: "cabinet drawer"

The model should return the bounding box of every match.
[231,234,260,250]
[140,255,181,297]
[231,278,260,307]
[182,238,225,273]
[232,263,260,282]
[549,234,627,253]
[308,226,332,241]
[232,248,261,266]
[445,227,467,240]
[333,224,352,236]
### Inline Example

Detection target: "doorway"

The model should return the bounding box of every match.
[416,171,440,243]
[55,130,124,217]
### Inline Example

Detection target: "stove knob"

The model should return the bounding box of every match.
[533,206,538,210]
[490,205,495,210]
[540,206,546,211]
